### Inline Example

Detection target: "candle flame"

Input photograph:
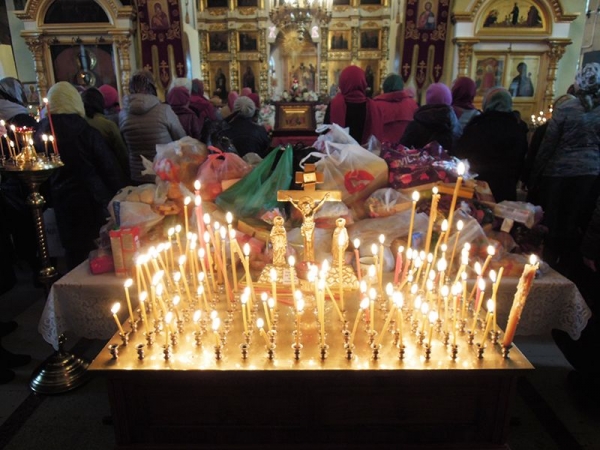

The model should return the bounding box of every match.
[451,282,462,295]
[111,302,120,314]
[241,293,248,305]
[487,299,494,313]
[243,243,250,256]
[353,238,360,249]
[139,291,148,302]
[268,298,275,309]
[175,224,182,233]
[194,180,201,190]
[393,291,404,308]
[226,212,233,224]
[359,280,367,293]
[478,278,486,290]
[441,219,448,232]
[288,255,296,267]
[457,161,465,176]
[184,196,191,206]
[529,254,538,265]
[440,285,449,297]
[174,271,181,282]
[370,243,378,256]
[297,298,305,312]
[432,186,438,195]
[368,287,377,300]
[210,310,218,319]
[457,220,464,231]
[360,297,369,309]
[165,311,173,324]
[410,283,418,295]
[219,227,226,239]
[195,196,201,207]
[412,191,420,202]
[203,213,211,225]
[379,234,385,244]
[178,255,186,266]
[487,245,496,256]
[42,134,48,142]
[398,245,404,254]
[261,291,268,301]
[168,227,174,237]
[414,295,422,309]
[270,267,277,282]
[428,310,438,323]
[421,302,429,315]
[367,264,376,278]
[212,318,220,332]
[385,282,393,296]
[193,310,201,323]
[256,317,264,329]
[173,295,180,307]
[124,278,133,288]
[474,261,482,275]
[489,270,497,283]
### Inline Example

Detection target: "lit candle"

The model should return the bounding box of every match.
[451,282,461,346]
[377,234,385,292]
[197,275,209,310]
[353,238,362,282]
[164,311,173,347]
[440,284,450,333]
[219,226,233,311]
[338,232,347,311]
[257,318,270,347]
[369,287,377,332]
[394,291,404,347]
[481,245,496,277]
[198,248,214,299]
[491,267,504,334]
[425,186,440,254]
[41,133,48,157]
[167,228,176,270]
[295,295,304,346]
[393,245,404,285]
[289,255,296,295]
[139,291,149,334]
[241,293,249,334]
[480,299,495,347]
[123,278,135,325]
[261,291,272,331]
[318,278,326,344]
[175,224,184,256]
[43,97,59,154]
[445,161,465,243]
[427,310,438,347]
[226,213,238,292]
[111,302,125,335]
[349,297,369,347]
[203,231,217,291]
[212,317,221,347]
[470,278,486,334]
[183,197,191,236]
[375,296,398,347]
[243,243,256,305]
[10,125,21,155]
[193,310,202,333]
[448,219,464,271]
[178,255,193,303]
[172,295,182,322]
[503,255,538,347]
[432,219,448,265]
[48,135,56,155]
[407,191,420,249]
[400,248,412,284]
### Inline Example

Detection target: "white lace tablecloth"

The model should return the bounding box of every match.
[39,260,592,349]
[39,261,128,350]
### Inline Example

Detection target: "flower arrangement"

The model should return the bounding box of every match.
[273,78,319,103]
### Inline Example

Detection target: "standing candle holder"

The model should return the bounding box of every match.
[108,344,119,359]
[145,331,155,347]
[398,344,406,360]
[450,344,458,361]
[501,344,513,359]
[136,344,145,360]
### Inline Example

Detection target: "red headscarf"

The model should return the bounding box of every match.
[329,65,382,143]
[227,91,239,110]
[451,76,477,114]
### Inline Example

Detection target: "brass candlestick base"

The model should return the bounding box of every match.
[424,343,432,360]
[450,344,458,360]
[267,344,276,360]
[466,331,475,345]
[163,345,171,361]
[29,335,90,395]
[119,332,129,346]
[108,344,119,359]
[371,343,381,360]
[194,331,203,346]
[491,331,501,345]
[319,344,329,360]
[398,344,406,360]
[292,342,303,360]
[145,331,155,346]
[344,343,355,360]
[476,343,486,359]
[501,344,513,359]
[136,344,145,360]
[240,343,249,359]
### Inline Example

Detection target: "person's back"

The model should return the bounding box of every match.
[221,96,270,157]
[167,86,203,141]
[451,76,480,131]
[374,74,418,143]
[120,70,186,183]
[454,88,527,202]
[400,83,462,152]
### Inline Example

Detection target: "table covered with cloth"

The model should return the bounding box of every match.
[39,260,592,350]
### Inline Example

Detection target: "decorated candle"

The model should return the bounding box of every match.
[503,255,539,347]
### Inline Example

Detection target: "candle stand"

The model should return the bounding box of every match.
[1,133,90,395]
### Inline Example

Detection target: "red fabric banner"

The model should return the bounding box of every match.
[137,0,186,88]
[400,0,450,89]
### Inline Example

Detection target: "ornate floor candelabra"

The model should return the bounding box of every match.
[0,127,89,394]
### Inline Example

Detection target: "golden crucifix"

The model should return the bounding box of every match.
[278,164,341,262]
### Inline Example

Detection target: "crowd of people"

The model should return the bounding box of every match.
[1,63,600,387]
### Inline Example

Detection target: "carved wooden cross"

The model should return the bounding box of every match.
[278,164,341,261]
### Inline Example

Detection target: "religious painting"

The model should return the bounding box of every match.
[289,61,317,92]
[22,82,39,105]
[359,30,380,50]
[236,0,258,6]
[238,31,258,52]
[506,55,540,98]
[477,0,547,34]
[50,44,116,89]
[209,32,229,52]
[360,0,382,5]
[148,0,170,31]
[333,0,350,5]
[416,0,438,30]
[329,30,350,50]
[327,61,349,96]
[360,61,379,97]
[472,55,505,97]
[239,61,260,93]
[275,104,316,131]
[210,62,230,103]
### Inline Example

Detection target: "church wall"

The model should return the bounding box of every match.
[5,0,35,82]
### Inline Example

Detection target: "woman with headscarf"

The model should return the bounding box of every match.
[36,82,127,269]
[529,63,600,276]
[98,84,120,126]
[167,86,203,141]
[189,79,217,123]
[81,87,129,178]
[400,82,462,152]
[453,87,528,203]
[373,73,418,143]
[324,65,383,144]
[221,96,270,157]
[119,70,186,183]
[451,76,480,130]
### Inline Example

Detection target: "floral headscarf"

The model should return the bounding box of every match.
[576,63,600,111]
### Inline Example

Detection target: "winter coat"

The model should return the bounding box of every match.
[373,90,418,144]
[167,87,203,142]
[221,116,271,158]
[531,97,600,184]
[86,113,130,178]
[400,104,462,153]
[36,114,128,258]
[453,110,528,202]
[119,93,186,183]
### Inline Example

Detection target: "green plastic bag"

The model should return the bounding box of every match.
[215,145,294,218]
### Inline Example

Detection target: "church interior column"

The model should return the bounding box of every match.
[22,34,49,98]
[544,39,571,108]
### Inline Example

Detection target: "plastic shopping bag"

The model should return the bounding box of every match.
[216,145,294,218]
[196,146,253,201]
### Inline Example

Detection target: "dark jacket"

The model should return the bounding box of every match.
[167,87,203,142]
[36,115,127,260]
[221,115,271,158]
[453,110,528,202]
[400,104,462,152]
[119,93,186,183]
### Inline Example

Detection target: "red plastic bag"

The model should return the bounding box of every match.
[196,146,253,201]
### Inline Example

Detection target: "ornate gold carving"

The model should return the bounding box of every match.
[358,51,380,59]
[209,23,229,31]
[543,39,571,107]
[361,5,383,12]
[328,52,352,60]
[17,0,121,21]
[24,36,48,97]
[404,22,419,40]
[113,35,132,95]
[454,0,577,23]
[208,8,228,16]
[238,53,261,61]
[362,21,380,29]
[238,8,258,15]
[238,24,258,30]
[453,39,476,77]
[430,22,446,42]
[207,53,232,61]
[330,22,350,29]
